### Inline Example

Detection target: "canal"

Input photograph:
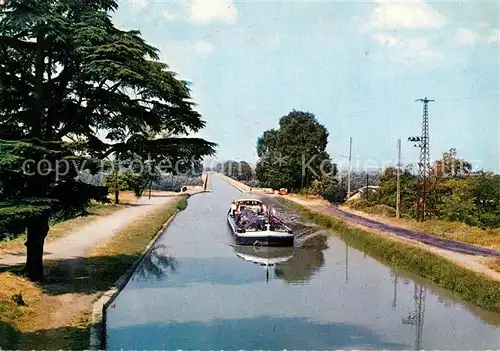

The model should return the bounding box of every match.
[105,174,500,349]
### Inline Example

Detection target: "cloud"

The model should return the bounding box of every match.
[264,34,283,50]
[455,28,476,45]
[405,37,441,60]
[194,41,214,56]
[163,0,237,24]
[373,32,400,46]
[371,0,446,29]
[130,0,149,10]
[189,0,237,24]
[372,33,442,65]
[487,28,500,43]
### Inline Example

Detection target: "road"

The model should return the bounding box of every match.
[0,196,174,268]
[320,205,500,257]
[105,174,500,350]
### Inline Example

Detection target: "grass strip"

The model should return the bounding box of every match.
[0,195,187,350]
[81,195,187,293]
[277,197,500,313]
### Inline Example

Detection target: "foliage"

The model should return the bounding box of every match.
[364,204,396,217]
[243,179,262,188]
[0,0,215,280]
[0,140,109,234]
[176,197,188,211]
[102,171,134,193]
[350,149,500,228]
[308,173,346,203]
[0,0,216,160]
[278,197,500,313]
[432,148,472,177]
[216,160,253,181]
[366,166,417,215]
[255,110,336,190]
[339,171,380,191]
[150,175,203,192]
[349,199,370,210]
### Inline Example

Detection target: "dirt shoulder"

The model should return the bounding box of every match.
[282,194,500,282]
[339,204,500,252]
[217,175,500,280]
[0,194,176,267]
[0,194,186,349]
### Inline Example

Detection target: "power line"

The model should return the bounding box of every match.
[408,97,434,222]
[446,93,500,101]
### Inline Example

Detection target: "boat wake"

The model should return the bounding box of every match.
[268,206,328,248]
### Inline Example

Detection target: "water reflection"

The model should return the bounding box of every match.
[401,284,426,350]
[275,234,327,284]
[106,175,500,350]
[389,266,500,326]
[232,245,294,282]
[133,244,178,282]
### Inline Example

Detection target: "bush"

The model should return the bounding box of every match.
[176,197,188,211]
[243,179,261,188]
[365,205,396,217]
[322,183,346,203]
[349,199,370,210]
[152,175,202,192]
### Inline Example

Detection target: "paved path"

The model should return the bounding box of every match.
[314,204,500,257]
[0,196,175,267]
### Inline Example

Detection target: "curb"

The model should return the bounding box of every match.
[89,204,182,350]
[217,173,247,193]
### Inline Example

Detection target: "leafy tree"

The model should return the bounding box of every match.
[255,110,335,190]
[368,166,417,216]
[308,173,345,203]
[471,172,500,227]
[361,154,500,228]
[218,160,253,181]
[432,148,472,177]
[0,0,215,281]
[435,178,478,224]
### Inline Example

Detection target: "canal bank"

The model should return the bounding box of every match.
[105,174,500,349]
[91,180,212,350]
[217,174,500,311]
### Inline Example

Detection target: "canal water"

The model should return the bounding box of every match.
[105,175,500,349]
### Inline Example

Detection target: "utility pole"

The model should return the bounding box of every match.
[396,138,401,219]
[345,242,349,283]
[449,148,457,177]
[365,172,369,200]
[347,137,352,200]
[409,97,434,221]
[392,274,398,308]
[402,284,426,350]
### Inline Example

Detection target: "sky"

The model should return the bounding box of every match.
[112,0,500,174]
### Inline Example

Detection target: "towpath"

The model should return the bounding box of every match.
[0,195,176,267]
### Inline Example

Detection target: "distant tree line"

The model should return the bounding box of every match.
[215,160,253,182]
[351,149,500,228]
[102,159,204,199]
[0,0,215,280]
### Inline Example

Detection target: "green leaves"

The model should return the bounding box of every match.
[0,0,215,159]
[255,110,335,190]
[0,0,217,237]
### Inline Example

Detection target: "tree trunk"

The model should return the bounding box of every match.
[25,215,50,282]
[33,29,45,138]
[114,190,119,204]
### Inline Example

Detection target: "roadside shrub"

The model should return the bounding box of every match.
[152,175,202,192]
[243,179,261,188]
[176,196,188,211]
[349,199,370,210]
[365,205,396,217]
